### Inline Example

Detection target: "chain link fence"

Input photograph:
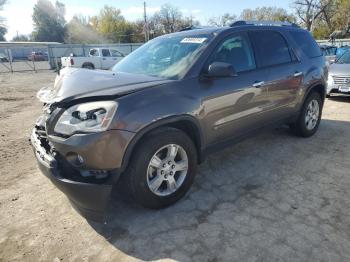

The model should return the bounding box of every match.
[317,39,350,47]
[0,43,143,73]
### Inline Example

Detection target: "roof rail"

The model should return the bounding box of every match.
[179,25,217,32]
[179,26,202,32]
[230,20,299,28]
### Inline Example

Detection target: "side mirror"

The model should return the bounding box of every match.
[206,62,237,78]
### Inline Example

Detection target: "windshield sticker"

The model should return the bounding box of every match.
[181,37,207,44]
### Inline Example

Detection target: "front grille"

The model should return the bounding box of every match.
[333,76,350,85]
[34,125,53,155]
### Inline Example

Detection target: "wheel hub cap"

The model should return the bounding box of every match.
[147,144,188,196]
[305,99,320,131]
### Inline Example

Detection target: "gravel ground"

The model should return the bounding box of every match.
[0,61,50,73]
[0,71,350,262]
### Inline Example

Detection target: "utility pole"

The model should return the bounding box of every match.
[143,1,149,42]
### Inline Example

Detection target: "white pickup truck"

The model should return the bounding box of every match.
[61,48,125,70]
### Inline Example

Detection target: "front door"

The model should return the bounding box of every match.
[200,32,271,145]
[101,49,115,69]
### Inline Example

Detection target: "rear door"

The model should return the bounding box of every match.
[249,29,303,121]
[110,49,124,65]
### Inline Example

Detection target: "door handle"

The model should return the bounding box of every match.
[252,81,265,88]
[294,71,303,77]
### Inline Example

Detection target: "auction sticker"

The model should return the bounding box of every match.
[181,37,207,44]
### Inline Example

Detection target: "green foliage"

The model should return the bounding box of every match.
[65,15,105,44]
[0,0,7,41]
[12,34,30,42]
[0,27,6,41]
[313,24,331,39]
[32,0,66,42]
[331,0,350,37]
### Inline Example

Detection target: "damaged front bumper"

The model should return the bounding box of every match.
[30,127,131,221]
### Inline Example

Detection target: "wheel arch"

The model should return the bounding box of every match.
[82,62,95,69]
[120,115,204,172]
[304,83,326,104]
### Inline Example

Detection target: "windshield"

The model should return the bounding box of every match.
[336,50,350,64]
[112,33,213,80]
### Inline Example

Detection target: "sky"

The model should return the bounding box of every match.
[1,0,292,40]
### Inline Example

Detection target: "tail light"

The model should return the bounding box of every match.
[70,58,74,65]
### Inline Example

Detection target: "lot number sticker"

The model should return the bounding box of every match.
[181,38,207,44]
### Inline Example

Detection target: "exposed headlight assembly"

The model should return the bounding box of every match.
[54,101,118,136]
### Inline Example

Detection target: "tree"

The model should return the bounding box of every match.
[12,34,30,42]
[330,0,350,37]
[208,13,237,26]
[93,5,125,42]
[65,15,105,44]
[92,5,142,43]
[32,0,66,42]
[293,0,332,31]
[0,0,7,41]
[240,7,296,23]
[149,4,198,35]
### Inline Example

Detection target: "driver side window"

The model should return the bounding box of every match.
[209,33,256,73]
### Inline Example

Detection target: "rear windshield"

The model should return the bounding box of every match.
[289,31,322,58]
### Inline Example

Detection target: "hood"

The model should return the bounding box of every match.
[328,63,350,76]
[37,67,172,104]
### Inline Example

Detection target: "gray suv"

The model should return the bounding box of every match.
[31,21,327,220]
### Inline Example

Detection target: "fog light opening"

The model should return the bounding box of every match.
[66,152,85,167]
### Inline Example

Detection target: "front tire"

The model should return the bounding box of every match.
[123,127,197,209]
[291,91,323,137]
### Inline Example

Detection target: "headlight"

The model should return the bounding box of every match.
[54,101,118,136]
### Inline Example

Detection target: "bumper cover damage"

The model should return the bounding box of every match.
[30,129,114,221]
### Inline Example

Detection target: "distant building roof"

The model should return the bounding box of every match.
[0,41,62,47]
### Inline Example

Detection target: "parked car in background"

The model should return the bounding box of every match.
[31,21,326,221]
[0,53,9,62]
[320,45,337,64]
[327,50,350,96]
[336,46,350,59]
[61,48,125,70]
[28,51,48,61]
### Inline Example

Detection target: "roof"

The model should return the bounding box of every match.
[174,20,302,37]
[230,20,300,28]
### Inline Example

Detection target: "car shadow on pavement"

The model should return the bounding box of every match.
[88,119,350,262]
[328,95,350,102]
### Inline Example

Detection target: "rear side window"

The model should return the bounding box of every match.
[110,49,123,57]
[290,31,322,58]
[102,49,111,57]
[249,30,291,67]
[90,49,98,56]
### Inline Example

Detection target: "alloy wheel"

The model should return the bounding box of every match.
[305,99,320,131]
[146,144,188,196]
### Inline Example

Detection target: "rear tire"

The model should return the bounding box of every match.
[82,63,94,70]
[122,127,197,209]
[291,91,323,137]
